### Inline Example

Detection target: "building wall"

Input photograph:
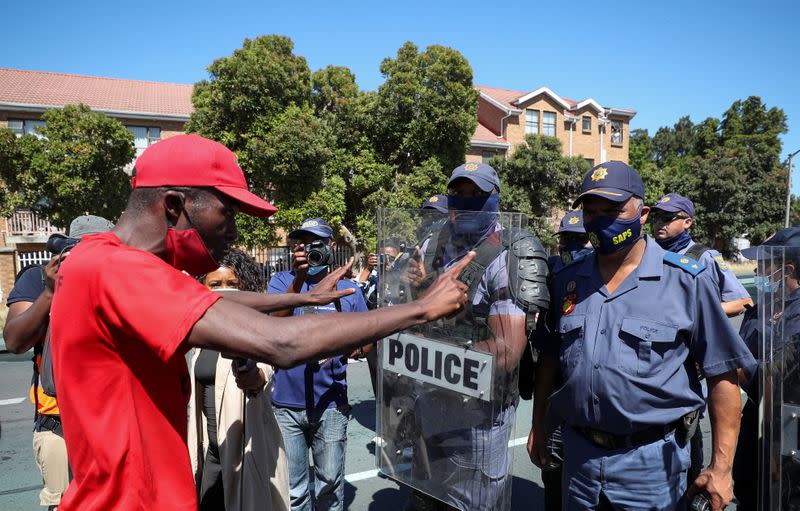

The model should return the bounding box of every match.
[477,97,504,137]
[471,95,631,165]
[0,249,17,300]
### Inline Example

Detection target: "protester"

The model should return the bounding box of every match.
[3,215,114,510]
[188,248,289,511]
[48,134,472,511]
[529,161,755,511]
[268,218,368,511]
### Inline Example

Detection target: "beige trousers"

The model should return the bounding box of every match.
[32,429,69,508]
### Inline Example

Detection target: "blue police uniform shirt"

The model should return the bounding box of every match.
[679,239,750,302]
[7,265,46,305]
[539,236,755,435]
[268,271,368,410]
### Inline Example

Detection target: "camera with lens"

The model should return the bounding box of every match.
[688,492,710,511]
[47,233,80,255]
[306,239,334,268]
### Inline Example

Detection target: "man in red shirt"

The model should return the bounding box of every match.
[49,134,471,511]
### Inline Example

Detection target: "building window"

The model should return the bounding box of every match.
[584,158,595,167]
[8,119,46,138]
[582,116,592,133]
[481,150,495,163]
[542,111,557,136]
[525,109,539,135]
[611,121,623,146]
[127,126,162,156]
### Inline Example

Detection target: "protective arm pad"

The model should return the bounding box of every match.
[506,230,550,314]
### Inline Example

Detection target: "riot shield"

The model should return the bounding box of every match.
[375,207,537,511]
[758,245,800,510]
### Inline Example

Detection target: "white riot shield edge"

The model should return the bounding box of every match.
[757,245,800,510]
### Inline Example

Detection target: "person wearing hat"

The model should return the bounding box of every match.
[3,214,114,510]
[651,193,752,317]
[551,210,593,273]
[267,218,368,511]
[46,134,473,511]
[528,161,755,511]
[403,162,545,511]
[733,228,800,509]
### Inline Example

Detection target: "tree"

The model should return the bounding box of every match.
[491,135,589,241]
[0,104,134,227]
[186,35,311,151]
[373,42,478,174]
[187,36,480,249]
[633,97,787,254]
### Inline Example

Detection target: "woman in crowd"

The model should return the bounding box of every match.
[187,248,290,511]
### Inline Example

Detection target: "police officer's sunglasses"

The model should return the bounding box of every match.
[650,212,689,224]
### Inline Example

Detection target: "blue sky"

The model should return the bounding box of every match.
[3,0,799,190]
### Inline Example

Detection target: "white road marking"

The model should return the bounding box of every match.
[0,397,26,406]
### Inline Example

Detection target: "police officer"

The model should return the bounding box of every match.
[650,193,754,488]
[402,162,545,511]
[538,210,593,511]
[734,227,800,510]
[550,210,593,273]
[651,193,753,317]
[528,161,755,511]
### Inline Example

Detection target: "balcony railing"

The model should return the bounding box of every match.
[7,210,64,236]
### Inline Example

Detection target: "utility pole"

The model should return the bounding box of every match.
[785,149,800,228]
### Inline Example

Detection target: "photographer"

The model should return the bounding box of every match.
[268,218,368,511]
[3,215,113,510]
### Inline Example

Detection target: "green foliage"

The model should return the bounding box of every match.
[186,35,311,150]
[374,42,478,173]
[188,36,479,250]
[491,135,589,242]
[634,96,788,256]
[0,104,134,227]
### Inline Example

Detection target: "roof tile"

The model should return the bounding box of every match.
[0,68,193,117]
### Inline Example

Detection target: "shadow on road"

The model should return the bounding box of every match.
[348,475,543,510]
[350,398,376,431]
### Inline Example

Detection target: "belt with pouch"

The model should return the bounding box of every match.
[575,411,698,450]
[34,414,63,436]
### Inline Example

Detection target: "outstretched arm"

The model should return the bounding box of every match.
[188,253,474,369]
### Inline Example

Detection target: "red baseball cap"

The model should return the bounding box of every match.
[131,134,277,218]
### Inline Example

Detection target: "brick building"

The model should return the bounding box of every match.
[467,85,636,166]
[0,68,192,298]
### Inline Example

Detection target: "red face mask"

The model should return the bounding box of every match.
[164,202,220,276]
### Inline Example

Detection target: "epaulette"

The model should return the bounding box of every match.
[663,251,705,277]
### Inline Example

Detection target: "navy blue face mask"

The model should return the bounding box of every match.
[447,193,499,246]
[656,230,692,253]
[584,213,642,255]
